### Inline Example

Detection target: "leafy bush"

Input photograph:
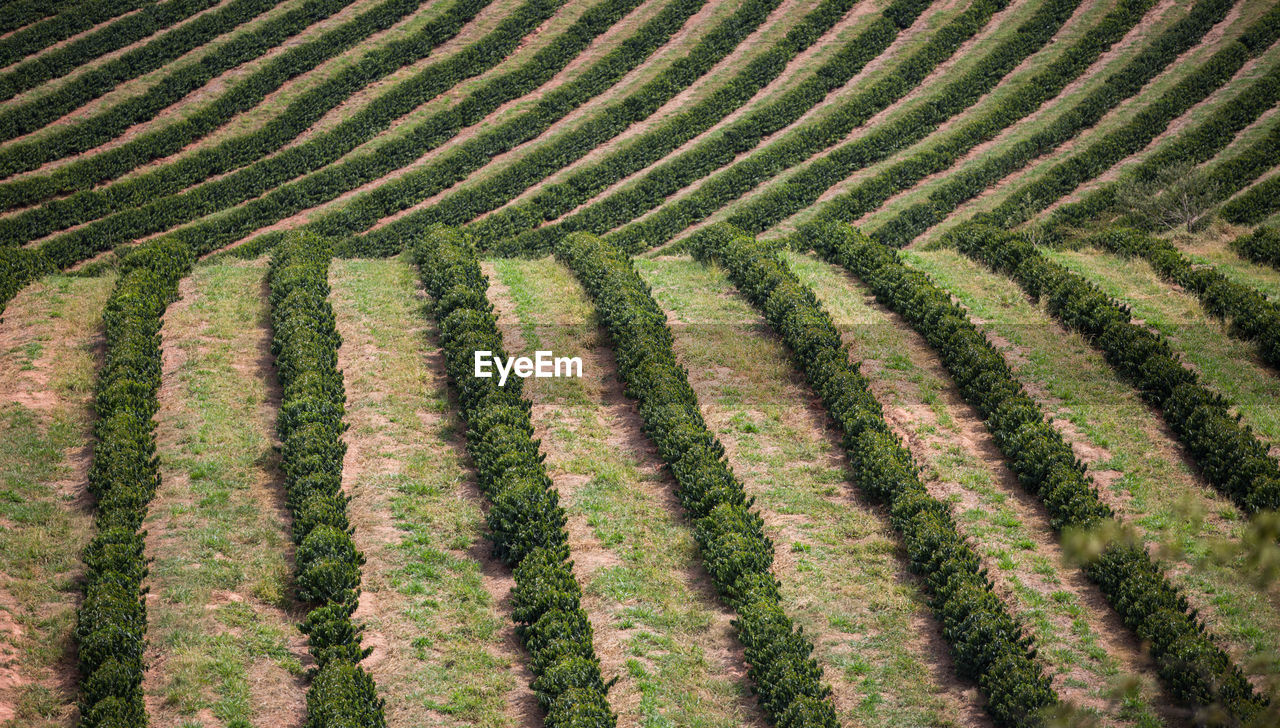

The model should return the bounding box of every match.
[413,226,615,725]
[0,0,148,71]
[689,223,1057,726]
[867,0,1271,246]
[943,1,1280,240]
[1231,226,1280,270]
[335,0,788,257]
[727,0,1130,236]
[1045,64,1280,236]
[1221,172,1280,225]
[590,0,1020,254]
[556,230,841,724]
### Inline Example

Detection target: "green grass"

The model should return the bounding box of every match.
[0,273,114,727]
[145,260,306,726]
[328,255,525,728]
[906,246,1280,686]
[637,256,991,728]
[488,256,771,728]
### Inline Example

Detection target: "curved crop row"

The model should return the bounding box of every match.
[724,0,1146,237]
[0,0,432,212]
[464,0,929,251]
[0,0,148,69]
[84,0,775,265]
[0,0,574,306]
[949,221,1280,514]
[0,0,315,166]
[555,230,841,727]
[1042,59,1280,236]
[866,0,1280,247]
[0,0,220,103]
[73,236,193,727]
[0,0,476,244]
[336,0,804,255]
[941,4,1280,240]
[541,0,1013,255]
[268,232,385,727]
[413,226,617,728]
[790,218,1268,723]
[1232,225,1280,270]
[685,224,1057,727]
[774,0,1179,233]
[1088,226,1280,370]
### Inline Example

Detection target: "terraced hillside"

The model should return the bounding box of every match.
[2,0,1280,726]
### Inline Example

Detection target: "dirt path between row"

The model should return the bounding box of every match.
[0,273,114,726]
[330,256,539,728]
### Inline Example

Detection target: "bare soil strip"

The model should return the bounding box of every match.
[144,260,309,727]
[0,273,114,727]
[329,256,536,728]
[482,257,770,728]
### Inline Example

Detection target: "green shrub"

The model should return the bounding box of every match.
[1230,226,1280,270]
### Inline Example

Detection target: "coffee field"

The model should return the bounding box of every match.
[2,0,1280,725]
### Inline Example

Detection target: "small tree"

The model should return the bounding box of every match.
[1118,161,1221,233]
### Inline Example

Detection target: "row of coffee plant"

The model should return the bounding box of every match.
[465,0,932,251]
[14,0,705,291]
[74,237,193,726]
[0,0,477,243]
[562,0,1016,255]
[0,0,147,69]
[1050,91,1280,235]
[0,0,574,299]
[955,3,1280,238]
[792,218,1267,723]
[728,0,1157,236]
[124,0,774,264]
[555,230,841,727]
[689,223,1059,726]
[0,0,219,103]
[268,232,386,727]
[414,226,616,727]
[1232,226,1280,270]
[1086,226,1280,369]
[1042,61,1280,236]
[340,0,804,254]
[0,0,431,212]
[781,0,1202,235]
[867,0,1280,246]
[0,0,315,164]
[949,221,1280,514]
